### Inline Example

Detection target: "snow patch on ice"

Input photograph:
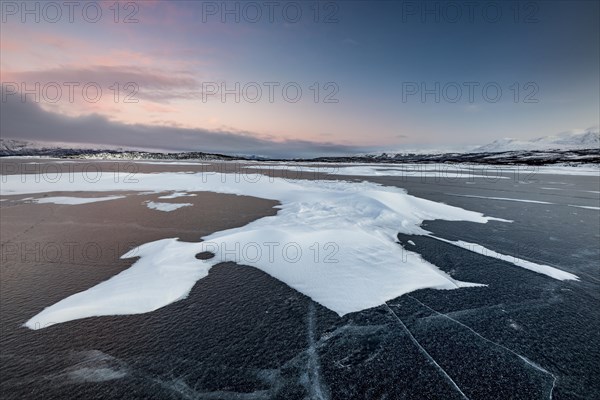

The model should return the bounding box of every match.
[158,192,197,199]
[145,201,192,212]
[32,195,125,205]
[132,161,209,166]
[449,194,553,204]
[26,239,211,329]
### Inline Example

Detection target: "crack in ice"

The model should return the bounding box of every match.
[384,303,470,400]
[305,303,329,400]
[407,295,557,400]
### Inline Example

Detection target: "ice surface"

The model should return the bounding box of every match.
[0,171,578,329]
[145,201,192,212]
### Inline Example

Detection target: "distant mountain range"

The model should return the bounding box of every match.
[473,129,599,153]
[0,138,238,161]
[1,130,599,165]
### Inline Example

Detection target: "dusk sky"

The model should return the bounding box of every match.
[1,0,599,156]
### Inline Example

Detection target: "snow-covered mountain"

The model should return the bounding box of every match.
[474,129,599,153]
[0,138,240,160]
[0,138,42,153]
[0,138,133,153]
[1,134,598,164]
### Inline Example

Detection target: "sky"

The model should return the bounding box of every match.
[1,0,599,157]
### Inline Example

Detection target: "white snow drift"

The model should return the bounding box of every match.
[0,171,578,329]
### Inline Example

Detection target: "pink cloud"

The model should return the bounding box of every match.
[142,103,177,113]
